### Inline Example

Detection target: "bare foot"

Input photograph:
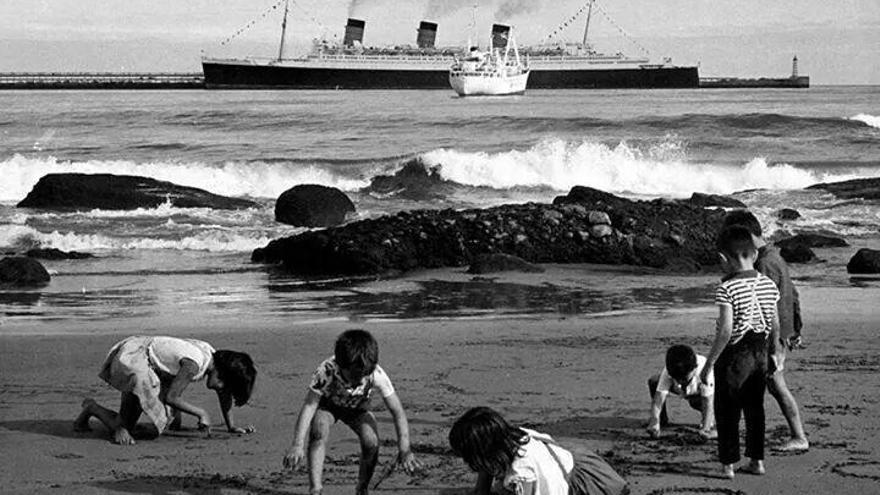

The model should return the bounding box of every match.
[73,399,96,432]
[775,437,809,452]
[113,427,136,446]
[739,460,765,475]
[721,464,735,479]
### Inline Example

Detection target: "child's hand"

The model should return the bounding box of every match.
[228,425,256,434]
[396,450,421,474]
[646,422,660,438]
[698,367,711,387]
[282,446,306,470]
[197,415,212,437]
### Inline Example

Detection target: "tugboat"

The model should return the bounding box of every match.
[449,26,530,96]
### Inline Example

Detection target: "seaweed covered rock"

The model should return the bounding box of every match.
[253,186,725,276]
[17,173,258,211]
[0,256,51,287]
[26,248,93,260]
[683,192,746,208]
[777,208,801,221]
[807,177,880,200]
[275,184,355,227]
[775,234,848,250]
[779,244,818,264]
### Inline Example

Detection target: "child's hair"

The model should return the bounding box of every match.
[449,407,528,477]
[722,210,763,237]
[212,350,257,406]
[334,329,379,373]
[665,344,697,382]
[717,224,757,260]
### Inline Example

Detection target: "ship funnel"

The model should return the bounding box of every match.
[417,21,438,48]
[491,24,511,50]
[343,18,366,47]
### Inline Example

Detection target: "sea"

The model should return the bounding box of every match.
[1,87,879,334]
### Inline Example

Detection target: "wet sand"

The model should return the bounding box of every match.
[1,266,879,494]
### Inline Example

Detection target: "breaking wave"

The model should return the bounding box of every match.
[850,114,880,129]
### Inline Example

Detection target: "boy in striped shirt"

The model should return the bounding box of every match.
[700,225,782,479]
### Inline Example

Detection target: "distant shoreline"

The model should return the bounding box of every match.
[0,72,204,89]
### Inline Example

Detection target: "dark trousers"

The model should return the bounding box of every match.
[714,332,768,465]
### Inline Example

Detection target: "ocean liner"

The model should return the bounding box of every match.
[202,0,698,90]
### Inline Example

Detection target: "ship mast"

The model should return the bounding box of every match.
[277,0,290,61]
[582,0,594,46]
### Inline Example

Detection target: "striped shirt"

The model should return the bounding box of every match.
[715,270,780,344]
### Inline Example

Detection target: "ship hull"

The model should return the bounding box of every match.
[202,61,698,89]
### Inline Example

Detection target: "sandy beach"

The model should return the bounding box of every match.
[2,263,879,495]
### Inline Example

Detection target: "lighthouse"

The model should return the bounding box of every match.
[792,55,799,78]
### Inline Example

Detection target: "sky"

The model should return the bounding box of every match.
[0,0,878,84]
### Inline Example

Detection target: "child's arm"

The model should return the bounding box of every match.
[216,390,255,434]
[282,389,321,469]
[701,305,733,385]
[165,358,212,431]
[647,389,668,437]
[383,392,420,473]
[769,310,783,373]
[699,394,715,433]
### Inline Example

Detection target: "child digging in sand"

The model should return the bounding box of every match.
[722,209,809,452]
[282,329,420,495]
[701,225,782,479]
[646,344,716,439]
[74,336,256,445]
[450,407,628,495]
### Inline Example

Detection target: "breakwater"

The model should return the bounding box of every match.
[0,72,204,89]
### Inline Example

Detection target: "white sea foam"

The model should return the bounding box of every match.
[0,224,274,252]
[422,138,869,197]
[850,114,880,129]
[0,154,371,202]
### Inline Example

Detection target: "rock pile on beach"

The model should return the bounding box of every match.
[253,186,726,276]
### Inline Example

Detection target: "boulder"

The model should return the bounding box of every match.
[0,256,51,286]
[26,248,93,260]
[847,248,880,274]
[807,177,880,200]
[779,244,818,264]
[682,192,746,208]
[467,253,545,274]
[361,158,453,200]
[777,208,801,221]
[17,173,258,211]
[274,184,355,228]
[253,186,726,276]
[775,234,848,249]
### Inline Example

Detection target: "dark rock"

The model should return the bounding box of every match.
[775,234,848,249]
[682,192,746,208]
[361,158,454,199]
[467,253,545,274]
[779,244,818,264]
[254,186,727,276]
[847,248,880,274]
[777,208,801,220]
[807,177,880,200]
[0,256,50,286]
[17,173,258,211]
[25,248,93,260]
[274,184,356,228]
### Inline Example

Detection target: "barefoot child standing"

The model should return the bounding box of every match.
[282,329,420,495]
[702,226,782,479]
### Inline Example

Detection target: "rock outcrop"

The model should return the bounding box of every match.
[275,184,355,227]
[847,248,880,274]
[26,248,93,260]
[777,208,801,221]
[807,177,880,200]
[775,234,848,250]
[253,186,725,276]
[779,244,819,264]
[0,256,51,286]
[682,193,746,209]
[17,173,258,211]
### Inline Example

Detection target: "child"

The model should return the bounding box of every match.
[282,329,419,495]
[646,344,716,439]
[701,225,781,479]
[722,210,809,451]
[449,406,628,495]
[74,335,257,445]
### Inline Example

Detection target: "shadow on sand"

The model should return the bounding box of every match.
[0,418,156,442]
